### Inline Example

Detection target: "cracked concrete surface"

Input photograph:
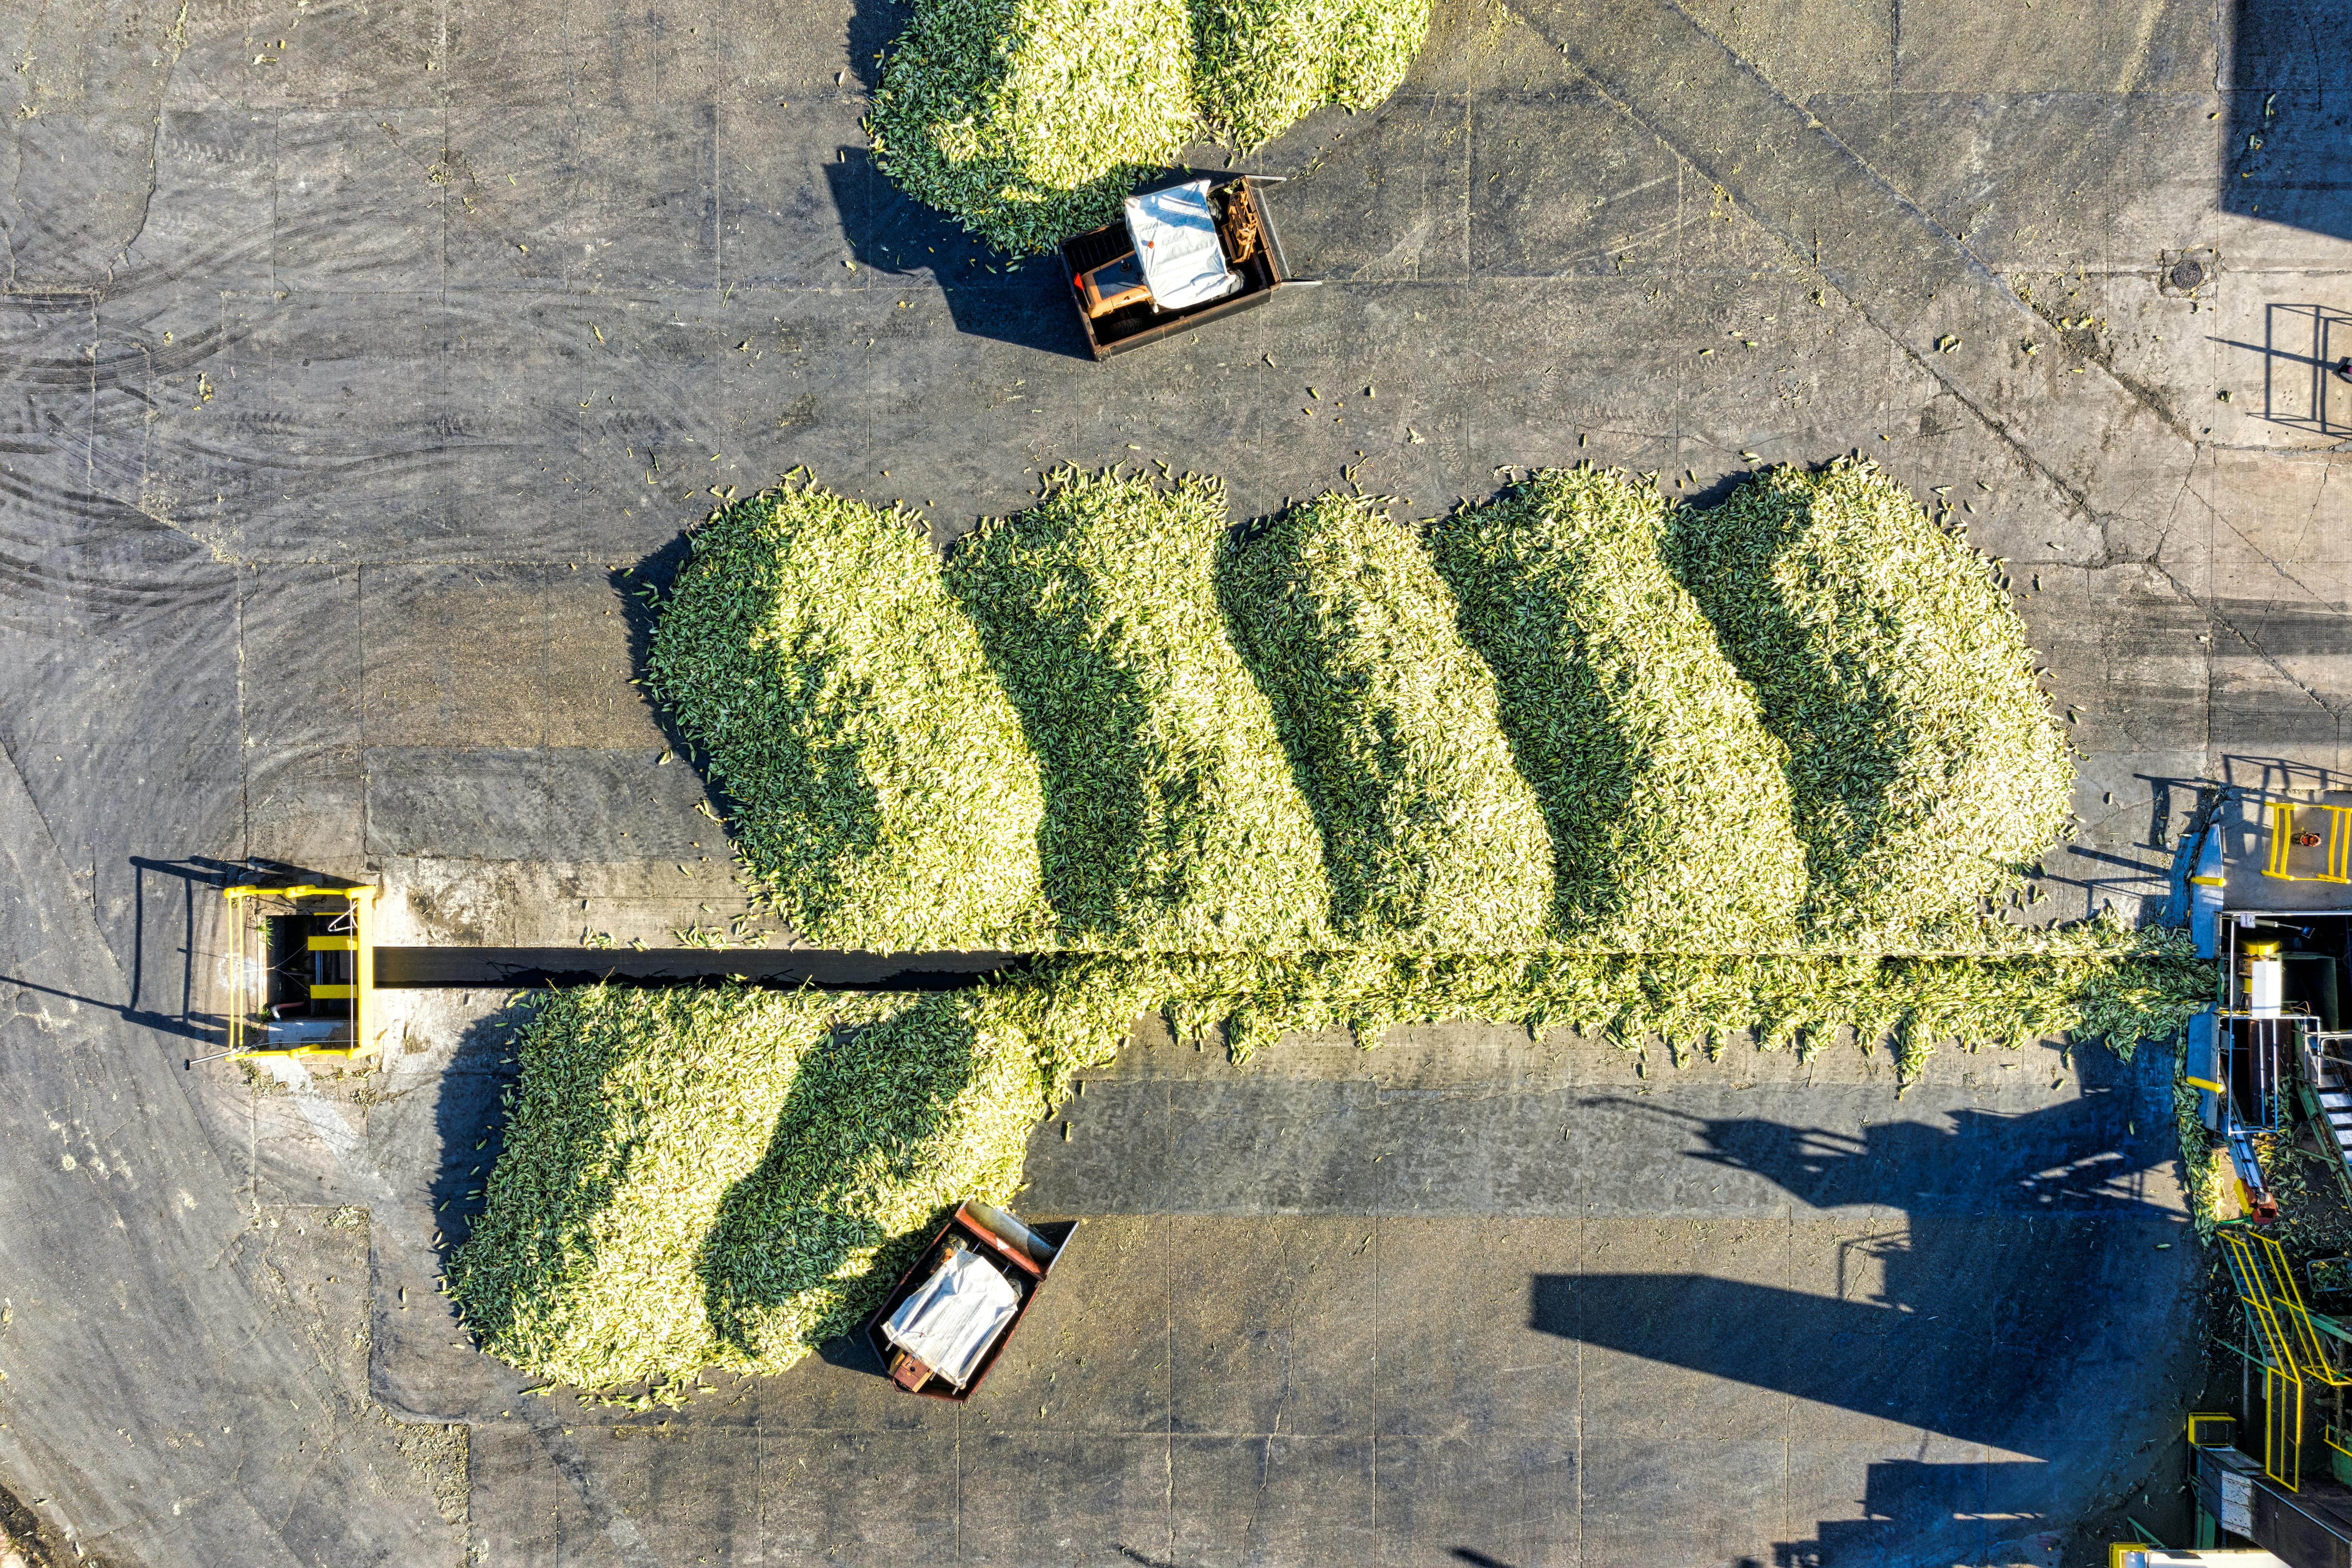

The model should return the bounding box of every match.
[1,0,2347,1560]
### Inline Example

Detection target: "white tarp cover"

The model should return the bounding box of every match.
[884,1246,1020,1388]
[1124,180,1241,311]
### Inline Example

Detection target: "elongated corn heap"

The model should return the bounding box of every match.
[1430,468,1809,949]
[448,980,1138,1397]
[867,0,1196,255]
[645,484,1050,951]
[945,470,1333,947]
[1220,493,1551,946]
[1078,924,2210,1074]
[867,0,1431,250]
[1666,460,2075,943]
[450,936,2206,1395]
[1193,0,1434,151]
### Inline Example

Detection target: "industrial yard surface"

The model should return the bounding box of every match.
[0,0,2341,1561]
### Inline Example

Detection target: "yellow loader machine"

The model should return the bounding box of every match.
[208,882,378,1065]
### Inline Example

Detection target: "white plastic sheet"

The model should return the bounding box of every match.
[1124,180,1241,310]
[883,1246,1020,1389]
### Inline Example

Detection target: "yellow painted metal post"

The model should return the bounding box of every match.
[214,883,377,1064]
[2270,1366,2304,1488]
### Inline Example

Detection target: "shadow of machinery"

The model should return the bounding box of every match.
[2219,1,2352,437]
[1767,1459,2064,1568]
[1531,1049,2188,1465]
[2223,0,2352,248]
[822,147,1093,361]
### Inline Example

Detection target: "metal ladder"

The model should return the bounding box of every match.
[2222,1227,2352,1488]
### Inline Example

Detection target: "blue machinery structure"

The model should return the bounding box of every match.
[2145,789,2352,1564]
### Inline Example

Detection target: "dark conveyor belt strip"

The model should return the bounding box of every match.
[370,947,1024,990]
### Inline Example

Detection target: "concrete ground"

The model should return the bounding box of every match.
[1,0,2345,1559]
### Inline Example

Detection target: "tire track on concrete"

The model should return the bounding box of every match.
[0,736,659,1568]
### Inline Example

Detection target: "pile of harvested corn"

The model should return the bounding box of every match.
[645,483,1051,951]
[451,458,2194,1399]
[1431,469,1810,949]
[1191,0,1434,151]
[448,972,1158,1400]
[1106,918,2210,1081]
[867,0,1196,255]
[651,464,2075,953]
[454,924,2209,1395]
[1219,493,1551,946]
[867,0,1430,251]
[945,469,1332,947]
[1667,459,2076,943]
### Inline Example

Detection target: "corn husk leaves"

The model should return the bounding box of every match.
[645,483,1051,950]
[1221,493,1551,945]
[1667,459,2076,942]
[868,0,1197,255]
[448,973,1159,1401]
[1192,0,1434,150]
[867,0,1431,251]
[454,924,2210,1396]
[653,465,2087,954]
[1431,468,1809,948]
[457,458,2209,1399]
[946,470,1333,946]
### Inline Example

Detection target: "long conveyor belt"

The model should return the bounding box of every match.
[370,947,1023,990]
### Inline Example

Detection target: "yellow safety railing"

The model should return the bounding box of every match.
[2266,801,2352,883]
[222,884,377,1063]
[2271,1366,2304,1489]
[2239,1229,2350,1388]
[2221,1227,2352,1488]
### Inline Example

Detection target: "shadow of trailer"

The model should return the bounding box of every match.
[1060,175,1307,359]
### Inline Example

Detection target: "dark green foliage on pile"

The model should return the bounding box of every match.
[1219,493,1551,945]
[1667,459,2076,941]
[1431,468,1809,949]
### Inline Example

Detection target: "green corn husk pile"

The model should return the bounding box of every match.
[644,483,1051,950]
[944,469,1332,947]
[647,464,2075,954]
[867,0,1197,256]
[1219,493,1551,946]
[448,971,1162,1401]
[453,924,2210,1396]
[1430,468,1809,949]
[1085,913,2209,1078]
[456,457,2213,1399]
[867,0,1430,251]
[1191,0,1434,150]
[1667,459,2076,943]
